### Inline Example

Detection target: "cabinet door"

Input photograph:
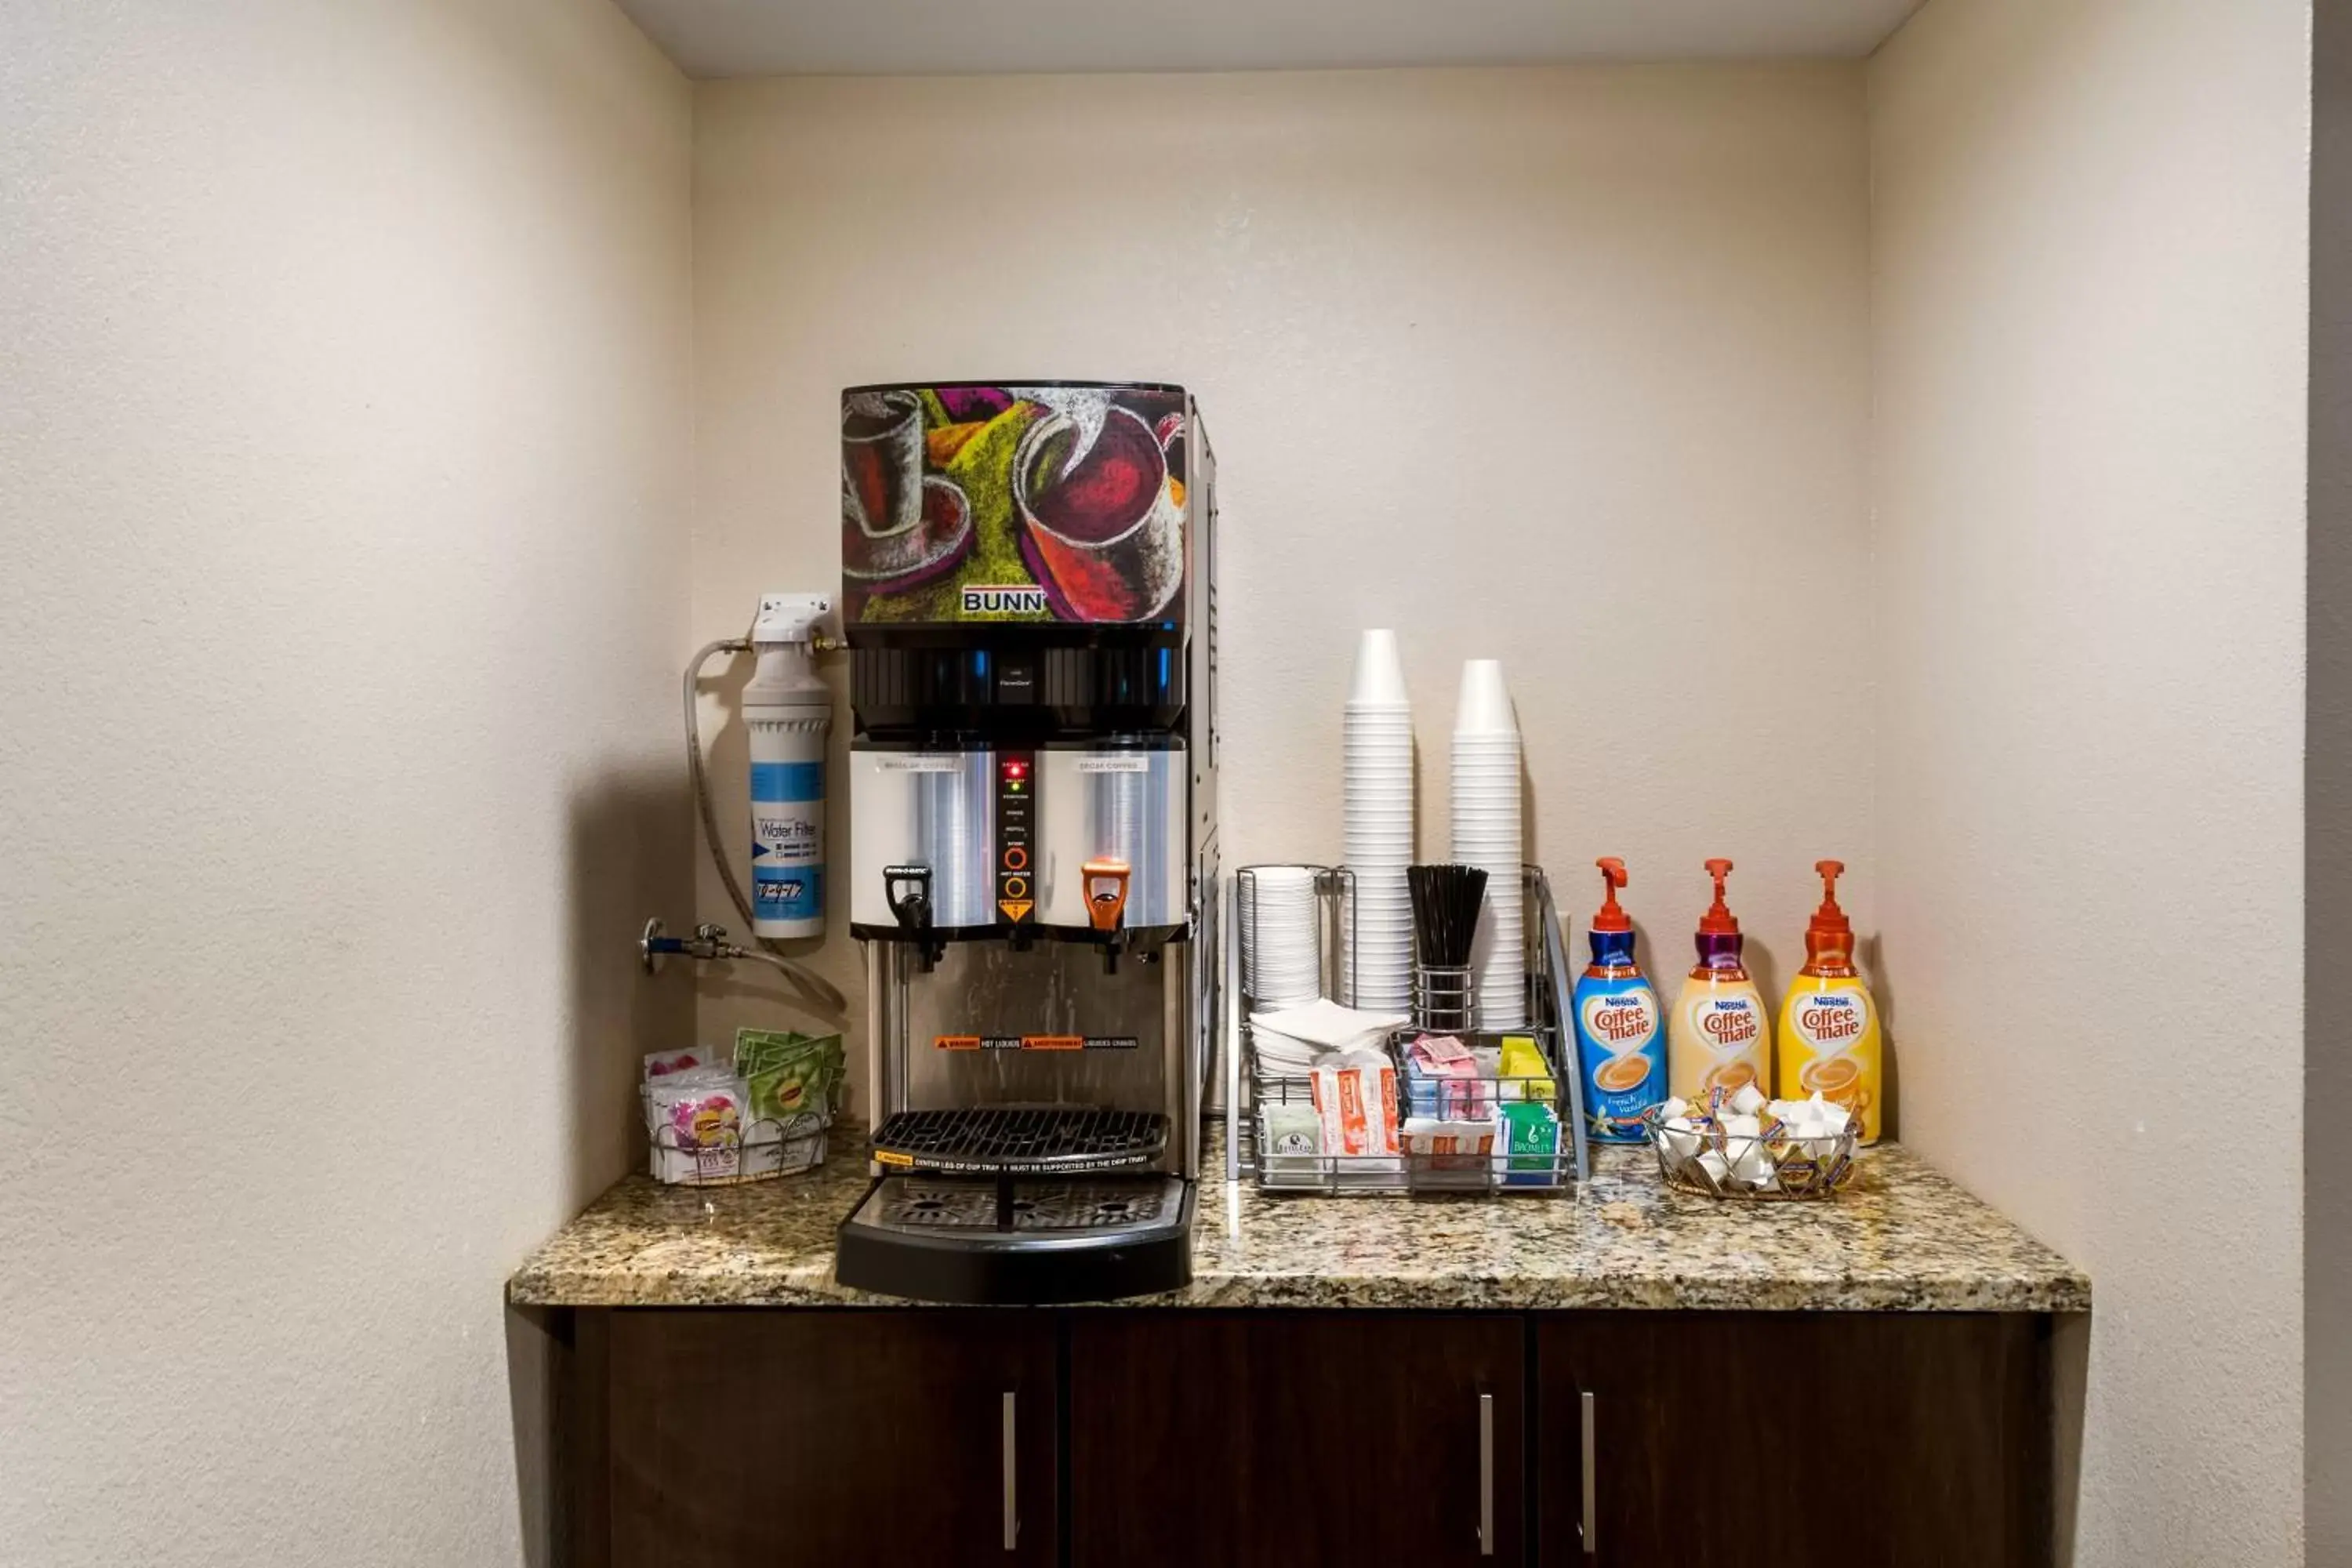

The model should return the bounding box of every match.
[1536,1313,2049,1568]
[1069,1311,1526,1567]
[605,1309,1058,1568]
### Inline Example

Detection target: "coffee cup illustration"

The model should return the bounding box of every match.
[842,389,971,590]
[1704,1059,1758,1094]
[1800,1054,1862,1101]
[1595,1053,1653,1094]
[1012,404,1185,622]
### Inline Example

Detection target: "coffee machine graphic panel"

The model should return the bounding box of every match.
[841,382,1194,628]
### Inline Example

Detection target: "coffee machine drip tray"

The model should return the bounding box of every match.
[868,1106,1169,1174]
[837,1174,1193,1304]
[866,1174,1184,1233]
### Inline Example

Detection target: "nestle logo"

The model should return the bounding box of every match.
[964,585,1049,615]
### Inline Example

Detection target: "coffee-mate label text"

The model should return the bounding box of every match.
[1668,985,1770,1102]
[1777,978,1882,1143]
[1571,975,1664,1143]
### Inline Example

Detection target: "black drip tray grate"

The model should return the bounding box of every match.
[869,1107,1170,1174]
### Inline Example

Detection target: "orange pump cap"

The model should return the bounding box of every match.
[1697,858,1740,935]
[1808,858,1851,939]
[1592,857,1632,931]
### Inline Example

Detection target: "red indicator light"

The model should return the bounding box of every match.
[1005,760,1027,779]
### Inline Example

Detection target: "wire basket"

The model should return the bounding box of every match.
[1225,863,1591,1193]
[1250,1030,1574,1193]
[1646,1109,1858,1200]
[648,1110,833,1185]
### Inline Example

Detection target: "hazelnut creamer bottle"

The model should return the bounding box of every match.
[1777,859,1882,1144]
[1570,858,1665,1144]
[1666,858,1771,1102]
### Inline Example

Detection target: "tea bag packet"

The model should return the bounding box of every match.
[641,1047,711,1080]
[1261,1102,1322,1156]
[1494,1102,1560,1185]
[1260,1102,1323,1181]
[735,1029,844,1127]
[646,1073,750,1183]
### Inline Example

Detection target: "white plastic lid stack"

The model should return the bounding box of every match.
[1449,659,1526,1028]
[1240,866,1323,1009]
[1343,630,1414,1011]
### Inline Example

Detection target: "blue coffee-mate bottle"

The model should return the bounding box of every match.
[1570,858,1666,1143]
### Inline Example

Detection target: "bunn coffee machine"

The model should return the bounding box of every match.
[833,381,1218,1304]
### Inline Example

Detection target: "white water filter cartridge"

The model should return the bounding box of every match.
[745,593,834,939]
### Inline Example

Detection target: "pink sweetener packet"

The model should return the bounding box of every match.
[1412,1033,1476,1067]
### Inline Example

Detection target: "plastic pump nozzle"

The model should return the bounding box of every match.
[1809,859,1851,938]
[1592,857,1632,932]
[1698,858,1740,936]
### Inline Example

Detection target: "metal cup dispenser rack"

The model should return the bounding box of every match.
[1223,863,1592,1193]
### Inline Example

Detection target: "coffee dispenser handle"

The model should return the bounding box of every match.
[884,864,935,932]
[1082,858,1131,932]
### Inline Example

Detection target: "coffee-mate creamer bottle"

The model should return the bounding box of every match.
[1570,858,1665,1143]
[1667,858,1771,1102]
[1777,859,1882,1144]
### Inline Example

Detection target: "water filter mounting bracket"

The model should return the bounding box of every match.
[753,591,832,648]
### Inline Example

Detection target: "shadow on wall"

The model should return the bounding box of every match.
[505,765,695,1567]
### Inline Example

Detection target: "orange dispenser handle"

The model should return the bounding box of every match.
[1082,858,1132,932]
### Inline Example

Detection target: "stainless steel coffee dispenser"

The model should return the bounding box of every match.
[834,381,1218,1305]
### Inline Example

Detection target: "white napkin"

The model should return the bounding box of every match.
[1249,999,1409,1051]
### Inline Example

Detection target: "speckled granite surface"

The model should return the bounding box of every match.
[507,1126,2089,1312]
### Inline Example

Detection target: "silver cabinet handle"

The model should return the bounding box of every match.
[1479,1390,1495,1556]
[1001,1390,1018,1552]
[1580,1390,1598,1556]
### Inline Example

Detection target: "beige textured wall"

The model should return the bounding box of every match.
[1868,1,2307,1563]
[688,66,1875,1095]
[0,2,693,1563]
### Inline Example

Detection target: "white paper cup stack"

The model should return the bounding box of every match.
[1342,630,1415,1011]
[1240,866,1323,1009]
[1449,659,1526,1027]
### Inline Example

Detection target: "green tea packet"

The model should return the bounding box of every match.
[734,1028,844,1125]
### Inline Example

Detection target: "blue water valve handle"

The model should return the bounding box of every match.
[641,916,688,974]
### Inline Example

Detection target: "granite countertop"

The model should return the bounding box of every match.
[508,1125,2089,1312]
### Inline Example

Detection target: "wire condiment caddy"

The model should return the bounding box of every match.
[1223,863,1591,1193]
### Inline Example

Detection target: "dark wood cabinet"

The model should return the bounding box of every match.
[1534,1314,2050,1568]
[554,1307,2056,1568]
[601,1309,1058,1568]
[1068,1312,1526,1567]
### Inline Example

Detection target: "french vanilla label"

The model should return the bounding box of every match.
[1581,991,1659,1052]
[1573,976,1666,1142]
